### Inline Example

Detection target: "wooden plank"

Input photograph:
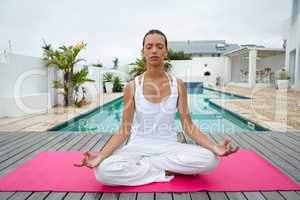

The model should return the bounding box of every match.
[37,192,66,200]
[0,132,55,163]
[253,132,300,157]
[0,132,49,154]
[81,192,102,200]
[119,193,137,200]
[243,192,266,200]
[208,192,228,199]
[2,192,32,200]
[100,193,119,200]
[136,192,154,200]
[261,192,285,200]
[279,191,300,200]
[264,132,300,152]
[0,133,76,200]
[155,193,172,200]
[21,192,49,200]
[246,133,300,169]
[0,132,36,147]
[63,192,85,200]
[0,133,63,174]
[225,192,247,200]
[173,192,191,200]
[190,192,210,200]
[284,132,300,143]
[0,132,22,140]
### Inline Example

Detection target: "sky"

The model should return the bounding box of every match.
[0,0,293,66]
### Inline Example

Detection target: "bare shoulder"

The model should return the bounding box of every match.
[123,79,135,98]
[174,77,186,94]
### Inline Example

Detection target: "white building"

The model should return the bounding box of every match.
[285,0,300,91]
[168,40,240,86]
[224,47,285,88]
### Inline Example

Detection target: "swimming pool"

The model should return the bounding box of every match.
[50,87,268,134]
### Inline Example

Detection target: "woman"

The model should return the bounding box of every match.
[74,29,239,186]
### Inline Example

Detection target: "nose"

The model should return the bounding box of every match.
[151,47,158,54]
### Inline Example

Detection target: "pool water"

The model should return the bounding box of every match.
[56,88,263,134]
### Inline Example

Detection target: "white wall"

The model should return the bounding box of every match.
[0,53,56,117]
[285,0,300,90]
[170,57,227,85]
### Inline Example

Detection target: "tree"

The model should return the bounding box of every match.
[166,49,192,60]
[42,41,94,106]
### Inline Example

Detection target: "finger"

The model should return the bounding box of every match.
[223,138,231,147]
[226,146,239,155]
[73,161,84,167]
[84,151,91,157]
[231,146,239,153]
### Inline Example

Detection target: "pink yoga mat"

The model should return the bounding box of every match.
[0,150,299,192]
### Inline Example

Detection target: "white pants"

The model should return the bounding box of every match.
[93,142,219,186]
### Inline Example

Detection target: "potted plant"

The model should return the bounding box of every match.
[276,69,290,91]
[103,72,113,93]
[112,76,124,92]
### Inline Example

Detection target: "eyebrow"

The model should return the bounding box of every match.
[145,42,164,46]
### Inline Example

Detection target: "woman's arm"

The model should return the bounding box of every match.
[74,80,136,167]
[97,80,135,161]
[177,79,238,156]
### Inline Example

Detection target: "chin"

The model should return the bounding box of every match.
[148,61,163,67]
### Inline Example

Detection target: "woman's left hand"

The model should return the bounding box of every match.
[212,138,239,157]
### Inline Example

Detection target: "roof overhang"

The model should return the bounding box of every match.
[224,47,285,58]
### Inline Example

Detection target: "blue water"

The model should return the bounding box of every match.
[56,88,259,134]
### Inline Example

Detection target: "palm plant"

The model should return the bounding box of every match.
[42,41,94,106]
[112,76,124,92]
[129,57,172,78]
[103,72,114,82]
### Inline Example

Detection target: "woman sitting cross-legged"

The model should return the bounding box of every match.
[74,29,239,186]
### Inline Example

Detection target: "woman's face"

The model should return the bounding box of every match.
[142,33,168,67]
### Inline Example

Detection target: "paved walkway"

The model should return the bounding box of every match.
[208,85,300,131]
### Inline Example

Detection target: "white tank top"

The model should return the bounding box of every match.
[127,72,179,145]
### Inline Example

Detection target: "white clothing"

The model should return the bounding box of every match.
[94,73,219,186]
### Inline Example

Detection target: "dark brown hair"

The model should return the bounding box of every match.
[142,29,168,49]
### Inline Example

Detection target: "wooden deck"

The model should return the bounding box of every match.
[0,131,300,200]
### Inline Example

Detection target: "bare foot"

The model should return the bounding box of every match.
[165,170,198,176]
[165,170,182,176]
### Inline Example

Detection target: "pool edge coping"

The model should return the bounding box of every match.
[47,96,123,131]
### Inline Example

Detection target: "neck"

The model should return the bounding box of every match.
[145,64,165,79]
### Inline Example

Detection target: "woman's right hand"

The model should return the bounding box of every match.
[74,151,103,169]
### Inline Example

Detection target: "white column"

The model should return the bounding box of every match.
[294,18,300,91]
[294,46,300,90]
[248,49,257,87]
[225,57,232,84]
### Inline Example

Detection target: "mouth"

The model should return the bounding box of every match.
[150,56,159,60]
